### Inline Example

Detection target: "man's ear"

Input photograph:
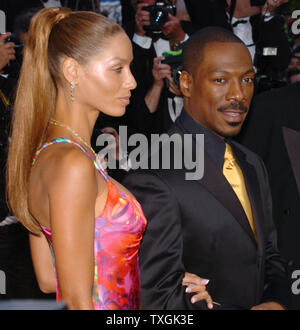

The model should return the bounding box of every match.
[62,57,79,85]
[179,70,192,97]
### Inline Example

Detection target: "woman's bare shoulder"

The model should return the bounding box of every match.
[38,143,97,192]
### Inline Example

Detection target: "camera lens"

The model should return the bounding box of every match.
[143,1,176,37]
[155,10,164,24]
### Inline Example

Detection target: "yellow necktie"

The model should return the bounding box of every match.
[0,89,10,107]
[223,143,257,240]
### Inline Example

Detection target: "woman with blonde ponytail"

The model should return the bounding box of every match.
[6,7,147,310]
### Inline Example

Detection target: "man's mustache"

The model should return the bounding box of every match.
[218,102,249,113]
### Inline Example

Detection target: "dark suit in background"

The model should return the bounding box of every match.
[0,0,44,32]
[182,0,231,34]
[237,82,300,309]
[0,76,50,301]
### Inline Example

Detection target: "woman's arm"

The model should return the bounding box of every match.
[48,148,99,310]
[29,232,56,294]
[144,57,170,113]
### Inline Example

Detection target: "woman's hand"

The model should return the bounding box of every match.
[182,272,214,309]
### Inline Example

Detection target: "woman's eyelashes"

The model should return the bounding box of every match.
[113,66,123,73]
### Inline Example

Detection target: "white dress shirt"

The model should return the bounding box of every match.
[132,33,188,122]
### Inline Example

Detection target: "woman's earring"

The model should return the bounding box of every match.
[70,81,77,102]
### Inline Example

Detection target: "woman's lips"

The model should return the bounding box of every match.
[119,97,130,105]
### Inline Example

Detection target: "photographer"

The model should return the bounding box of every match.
[0,32,16,223]
[227,0,291,92]
[0,33,15,73]
[122,0,190,134]
[228,0,291,84]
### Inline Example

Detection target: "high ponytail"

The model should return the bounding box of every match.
[6,7,122,234]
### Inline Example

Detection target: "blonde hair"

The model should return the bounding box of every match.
[6,7,123,234]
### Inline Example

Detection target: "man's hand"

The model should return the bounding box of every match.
[0,33,16,72]
[251,301,285,310]
[262,0,289,15]
[167,77,182,96]
[100,127,120,161]
[152,57,182,96]
[162,14,186,43]
[135,2,151,36]
[226,0,289,18]
[152,56,172,87]
[144,56,171,113]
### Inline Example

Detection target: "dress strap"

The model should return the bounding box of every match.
[32,138,109,180]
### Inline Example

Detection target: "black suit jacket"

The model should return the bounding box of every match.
[237,82,300,309]
[0,0,45,32]
[182,0,231,34]
[123,116,290,310]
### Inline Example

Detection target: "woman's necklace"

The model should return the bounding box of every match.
[49,118,105,171]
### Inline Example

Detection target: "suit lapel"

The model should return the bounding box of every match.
[231,144,264,255]
[282,126,300,196]
[200,148,258,247]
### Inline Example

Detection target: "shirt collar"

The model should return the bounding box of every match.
[177,109,227,170]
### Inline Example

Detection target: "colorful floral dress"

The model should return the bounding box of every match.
[32,138,147,310]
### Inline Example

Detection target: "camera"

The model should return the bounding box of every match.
[250,0,267,6]
[161,49,183,89]
[143,1,176,38]
[3,33,19,45]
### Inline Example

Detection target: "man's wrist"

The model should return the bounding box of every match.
[172,30,186,44]
[172,33,189,49]
[261,2,276,16]
[152,81,164,89]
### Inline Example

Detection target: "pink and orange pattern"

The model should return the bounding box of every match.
[34,138,147,310]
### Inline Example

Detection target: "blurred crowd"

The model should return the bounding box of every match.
[1,1,300,138]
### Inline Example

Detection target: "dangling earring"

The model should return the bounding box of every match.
[70,81,77,102]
